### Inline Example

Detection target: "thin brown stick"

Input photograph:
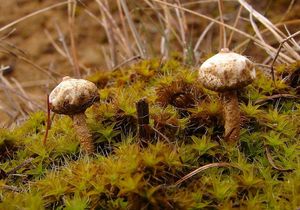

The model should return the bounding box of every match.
[254,94,299,105]
[150,0,273,52]
[1,185,21,192]
[68,0,80,78]
[0,1,68,32]
[174,162,236,186]
[0,49,60,81]
[0,29,16,41]
[218,0,226,49]
[0,83,45,111]
[227,5,242,48]
[112,55,141,71]
[151,126,171,144]
[265,146,294,172]
[120,0,147,58]
[6,157,35,175]
[101,2,117,68]
[270,31,300,81]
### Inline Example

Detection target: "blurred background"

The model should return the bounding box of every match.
[0,0,299,127]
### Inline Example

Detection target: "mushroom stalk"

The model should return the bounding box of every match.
[73,113,94,154]
[198,48,255,143]
[222,90,240,143]
[49,77,99,155]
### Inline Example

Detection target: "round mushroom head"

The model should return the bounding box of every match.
[199,48,256,92]
[49,77,99,115]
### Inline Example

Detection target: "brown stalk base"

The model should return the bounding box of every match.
[136,98,150,145]
[222,90,240,143]
[73,113,94,155]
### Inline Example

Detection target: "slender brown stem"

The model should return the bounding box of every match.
[73,112,94,154]
[136,98,150,141]
[222,91,240,143]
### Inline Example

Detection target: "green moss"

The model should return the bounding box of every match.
[0,59,299,209]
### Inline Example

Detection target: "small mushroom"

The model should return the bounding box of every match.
[49,76,99,154]
[199,48,256,143]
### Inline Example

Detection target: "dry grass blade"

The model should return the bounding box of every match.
[238,0,300,61]
[227,5,242,48]
[0,83,45,111]
[150,0,279,56]
[0,73,23,116]
[218,0,226,49]
[270,30,300,81]
[0,1,68,33]
[112,55,141,71]
[174,162,234,186]
[194,21,215,54]
[254,94,299,105]
[68,0,81,77]
[10,78,35,111]
[6,157,35,175]
[117,0,134,57]
[91,0,134,58]
[233,19,300,52]
[278,0,296,23]
[284,25,300,51]
[265,146,294,172]
[120,0,147,59]
[100,1,117,68]
[0,29,16,42]
[161,3,171,59]
[0,185,21,192]
[174,0,188,59]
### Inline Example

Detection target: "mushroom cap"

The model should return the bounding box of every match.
[199,48,256,92]
[49,77,99,115]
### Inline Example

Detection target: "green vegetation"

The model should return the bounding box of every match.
[0,59,299,209]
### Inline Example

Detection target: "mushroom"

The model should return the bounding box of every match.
[49,76,99,154]
[198,48,256,143]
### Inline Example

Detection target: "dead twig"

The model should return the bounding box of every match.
[120,0,147,59]
[0,1,68,32]
[270,31,300,81]
[218,0,226,49]
[112,55,141,71]
[227,5,242,47]
[254,94,299,105]
[68,0,81,77]
[174,162,237,186]
[6,157,35,175]
[1,185,21,192]
[265,146,294,172]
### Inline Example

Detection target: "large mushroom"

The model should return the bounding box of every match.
[199,48,256,143]
[49,76,99,154]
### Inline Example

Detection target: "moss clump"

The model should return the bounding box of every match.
[0,60,299,209]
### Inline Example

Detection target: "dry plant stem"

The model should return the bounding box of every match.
[265,146,294,172]
[136,98,150,142]
[174,162,233,186]
[72,113,94,154]
[68,0,81,78]
[218,0,226,49]
[120,0,147,58]
[0,1,68,32]
[222,91,240,143]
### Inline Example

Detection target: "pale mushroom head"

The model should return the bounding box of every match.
[49,77,99,115]
[199,48,256,92]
